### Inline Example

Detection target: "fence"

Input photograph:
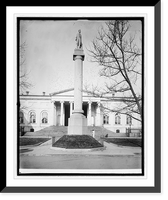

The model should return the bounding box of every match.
[126,128,142,137]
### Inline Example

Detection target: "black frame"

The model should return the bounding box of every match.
[3,2,161,193]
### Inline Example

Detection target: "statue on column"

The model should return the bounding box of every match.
[75,29,83,49]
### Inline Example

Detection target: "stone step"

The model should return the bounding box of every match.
[23,125,124,138]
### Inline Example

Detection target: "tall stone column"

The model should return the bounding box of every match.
[54,102,57,126]
[73,51,84,113]
[96,102,102,126]
[52,101,56,126]
[87,101,92,126]
[68,48,88,135]
[60,101,64,126]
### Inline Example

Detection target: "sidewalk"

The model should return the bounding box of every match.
[20,139,141,157]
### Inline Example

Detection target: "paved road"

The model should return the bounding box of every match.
[20,154,141,169]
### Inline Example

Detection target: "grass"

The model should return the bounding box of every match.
[52,135,103,149]
[103,138,142,147]
[19,138,51,146]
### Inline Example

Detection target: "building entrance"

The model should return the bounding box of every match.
[64,102,88,126]
[82,103,88,118]
[64,103,70,126]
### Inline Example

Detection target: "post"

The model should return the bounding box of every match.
[129,121,132,137]
[52,137,56,146]
[92,129,95,138]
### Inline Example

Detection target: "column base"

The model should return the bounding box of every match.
[72,109,84,114]
[68,113,88,135]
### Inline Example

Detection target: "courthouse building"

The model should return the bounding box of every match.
[19,88,141,134]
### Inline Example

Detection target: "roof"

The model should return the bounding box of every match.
[49,88,74,96]
[20,88,137,103]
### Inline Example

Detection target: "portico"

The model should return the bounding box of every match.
[51,99,102,127]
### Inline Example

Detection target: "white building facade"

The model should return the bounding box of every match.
[19,88,141,134]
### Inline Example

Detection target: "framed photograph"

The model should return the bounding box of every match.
[4,2,161,193]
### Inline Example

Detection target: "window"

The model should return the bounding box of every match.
[115,113,121,124]
[19,111,24,123]
[116,129,120,133]
[126,114,132,125]
[41,111,48,124]
[29,111,36,123]
[103,115,109,124]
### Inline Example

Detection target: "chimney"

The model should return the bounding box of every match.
[43,92,45,96]
[26,91,29,95]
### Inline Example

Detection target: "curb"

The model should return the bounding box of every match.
[20,142,43,148]
[50,146,106,152]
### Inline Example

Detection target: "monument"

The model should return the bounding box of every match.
[51,30,104,150]
[68,30,88,135]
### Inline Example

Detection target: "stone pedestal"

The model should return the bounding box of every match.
[68,113,88,135]
[68,48,88,135]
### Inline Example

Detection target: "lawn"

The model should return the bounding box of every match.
[53,135,103,149]
[20,138,51,146]
[103,138,142,147]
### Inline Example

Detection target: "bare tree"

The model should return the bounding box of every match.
[86,20,142,122]
[19,42,33,114]
[19,41,32,94]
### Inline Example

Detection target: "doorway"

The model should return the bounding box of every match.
[64,103,70,126]
[82,103,88,118]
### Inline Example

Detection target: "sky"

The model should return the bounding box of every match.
[20,19,142,95]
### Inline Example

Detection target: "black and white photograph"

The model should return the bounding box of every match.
[18,18,143,175]
[4,3,162,194]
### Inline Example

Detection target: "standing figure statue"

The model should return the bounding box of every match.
[75,29,83,49]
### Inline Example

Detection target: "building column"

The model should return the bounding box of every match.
[54,101,57,125]
[87,101,92,126]
[60,101,64,126]
[52,101,56,126]
[48,101,56,125]
[70,101,73,116]
[96,102,102,126]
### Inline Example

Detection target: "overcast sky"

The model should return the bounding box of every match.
[20,19,142,95]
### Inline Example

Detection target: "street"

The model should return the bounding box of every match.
[20,154,141,169]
